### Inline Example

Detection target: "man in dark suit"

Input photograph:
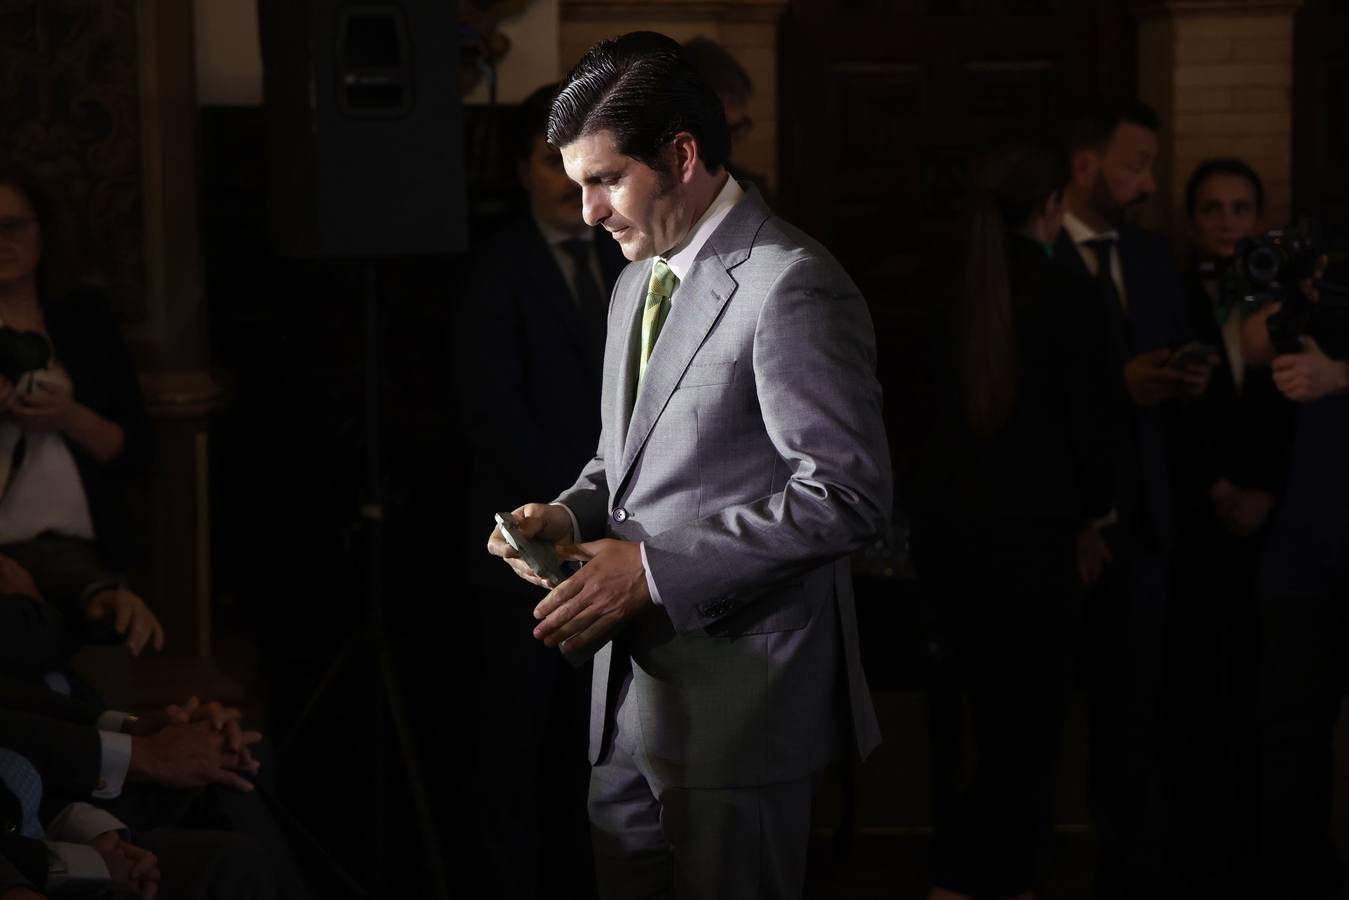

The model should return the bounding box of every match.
[459,82,627,899]
[1053,98,1215,900]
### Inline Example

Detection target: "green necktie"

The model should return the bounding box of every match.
[639,259,678,385]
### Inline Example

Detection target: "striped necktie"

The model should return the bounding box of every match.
[638,259,678,385]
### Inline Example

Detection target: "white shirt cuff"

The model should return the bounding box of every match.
[639,542,664,607]
[1089,509,1120,531]
[93,730,132,799]
[551,503,580,543]
[46,841,111,885]
[95,710,130,733]
[46,802,127,844]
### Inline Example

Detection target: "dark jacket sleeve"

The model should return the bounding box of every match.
[0,679,102,725]
[1055,267,1117,521]
[0,537,122,645]
[0,593,69,679]
[0,710,100,800]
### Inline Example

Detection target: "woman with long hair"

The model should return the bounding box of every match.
[909,136,1115,900]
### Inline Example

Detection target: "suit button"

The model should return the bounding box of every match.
[612,507,629,523]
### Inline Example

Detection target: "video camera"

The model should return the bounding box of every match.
[1208,218,1340,355]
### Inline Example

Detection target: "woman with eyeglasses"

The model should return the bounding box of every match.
[0,162,160,660]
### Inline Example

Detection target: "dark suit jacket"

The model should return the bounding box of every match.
[460,216,626,581]
[1172,271,1294,525]
[0,679,103,801]
[1055,226,1192,551]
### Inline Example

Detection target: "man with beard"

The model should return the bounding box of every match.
[1053,99,1214,900]
[460,82,627,899]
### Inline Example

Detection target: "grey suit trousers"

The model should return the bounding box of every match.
[588,665,814,900]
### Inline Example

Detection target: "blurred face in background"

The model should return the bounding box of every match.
[1083,122,1158,228]
[519,133,587,236]
[0,185,40,289]
[1189,172,1261,260]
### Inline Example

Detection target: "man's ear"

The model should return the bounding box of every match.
[669,131,701,184]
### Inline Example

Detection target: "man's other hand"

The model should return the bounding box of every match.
[1178,353,1219,397]
[90,831,160,899]
[127,697,260,776]
[1272,337,1349,402]
[533,539,651,651]
[486,502,574,589]
[85,588,165,656]
[128,720,262,792]
[1123,348,1189,407]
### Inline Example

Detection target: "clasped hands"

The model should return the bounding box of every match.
[487,503,651,651]
[0,372,76,434]
[128,696,263,792]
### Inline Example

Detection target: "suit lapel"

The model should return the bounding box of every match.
[614,189,766,492]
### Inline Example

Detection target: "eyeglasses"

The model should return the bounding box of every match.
[0,216,35,241]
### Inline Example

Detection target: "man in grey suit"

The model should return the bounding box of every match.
[487,32,891,898]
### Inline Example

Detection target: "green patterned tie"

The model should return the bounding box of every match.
[639,258,678,385]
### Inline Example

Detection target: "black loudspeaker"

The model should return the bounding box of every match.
[260,0,467,257]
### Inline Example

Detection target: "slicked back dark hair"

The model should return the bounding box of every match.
[1185,157,1265,218]
[1066,97,1162,154]
[547,31,731,175]
[508,83,560,163]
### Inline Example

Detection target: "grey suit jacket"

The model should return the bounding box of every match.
[556,188,891,789]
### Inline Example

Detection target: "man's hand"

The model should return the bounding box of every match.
[0,554,40,599]
[1077,527,1112,587]
[85,589,165,656]
[1123,349,1190,407]
[1210,479,1275,538]
[90,831,160,899]
[126,697,260,776]
[532,539,650,651]
[1271,337,1349,402]
[1177,353,1219,397]
[128,719,262,791]
[486,502,575,589]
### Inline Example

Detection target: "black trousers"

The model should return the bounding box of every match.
[1085,525,1171,900]
[1253,514,1349,900]
[915,523,1078,898]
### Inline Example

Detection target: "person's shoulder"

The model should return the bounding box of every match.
[1120,224,1176,260]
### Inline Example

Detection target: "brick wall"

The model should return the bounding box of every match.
[1135,1,1302,244]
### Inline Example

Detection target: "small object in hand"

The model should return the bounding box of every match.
[1168,340,1218,369]
[495,511,569,585]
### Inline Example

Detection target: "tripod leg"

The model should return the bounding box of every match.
[379,647,451,900]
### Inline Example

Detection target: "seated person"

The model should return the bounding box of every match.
[0,748,159,898]
[0,678,307,899]
[0,164,156,659]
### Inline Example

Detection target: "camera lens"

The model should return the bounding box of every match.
[1246,244,1283,283]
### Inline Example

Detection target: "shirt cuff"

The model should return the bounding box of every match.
[550,503,580,544]
[639,542,664,607]
[95,710,130,733]
[93,730,132,799]
[46,841,111,886]
[46,802,127,844]
[1088,509,1119,531]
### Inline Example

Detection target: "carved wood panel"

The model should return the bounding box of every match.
[0,0,146,323]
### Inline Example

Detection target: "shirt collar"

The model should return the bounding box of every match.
[534,212,593,246]
[1063,210,1119,245]
[661,174,745,283]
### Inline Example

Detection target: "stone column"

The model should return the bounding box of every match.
[1133,0,1303,241]
[559,0,789,192]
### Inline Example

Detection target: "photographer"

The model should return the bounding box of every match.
[1165,159,1294,895]
[1239,249,1349,899]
